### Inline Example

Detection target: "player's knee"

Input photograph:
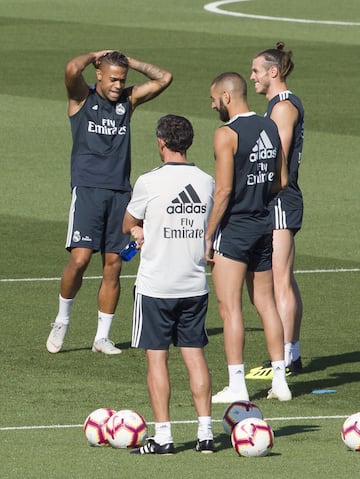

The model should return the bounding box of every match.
[68,253,91,272]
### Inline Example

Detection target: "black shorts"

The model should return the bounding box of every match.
[213,215,272,272]
[270,198,303,235]
[131,292,209,350]
[65,186,131,253]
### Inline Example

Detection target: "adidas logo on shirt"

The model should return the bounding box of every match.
[167,184,207,214]
[249,130,277,162]
[247,130,277,186]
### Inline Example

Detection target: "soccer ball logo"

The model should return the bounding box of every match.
[105,409,148,449]
[231,417,274,457]
[83,408,116,447]
[341,412,360,451]
[222,400,263,435]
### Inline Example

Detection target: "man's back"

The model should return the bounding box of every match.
[226,113,281,216]
[127,163,214,298]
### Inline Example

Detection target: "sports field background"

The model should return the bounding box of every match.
[0,1,359,478]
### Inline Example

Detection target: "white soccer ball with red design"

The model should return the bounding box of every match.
[105,409,148,449]
[231,417,274,457]
[83,408,116,446]
[341,412,360,451]
[222,400,263,435]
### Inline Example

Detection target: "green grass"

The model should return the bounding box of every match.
[1,1,359,478]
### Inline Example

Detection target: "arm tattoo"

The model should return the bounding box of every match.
[135,61,164,80]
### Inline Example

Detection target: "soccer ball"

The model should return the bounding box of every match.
[231,417,274,457]
[83,408,116,447]
[105,409,148,449]
[222,400,263,435]
[341,412,360,451]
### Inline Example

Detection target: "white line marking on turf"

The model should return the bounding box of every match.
[0,268,359,283]
[0,424,84,431]
[204,0,360,26]
[0,415,348,431]
[0,274,136,283]
[294,268,360,274]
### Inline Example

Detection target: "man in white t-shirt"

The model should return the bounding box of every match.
[123,114,214,455]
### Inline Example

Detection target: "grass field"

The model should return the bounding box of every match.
[1,1,359,478]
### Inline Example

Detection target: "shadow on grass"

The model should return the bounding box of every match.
[175,433,232,453]
[305,351,359,372]
[250,351,359,400]
[175,432,288,454]
[289,371,360,397]
[59,341,132,353]
[273,424,320,437]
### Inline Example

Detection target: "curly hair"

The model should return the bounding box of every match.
[255,42,294,81]
[156,114,194,154]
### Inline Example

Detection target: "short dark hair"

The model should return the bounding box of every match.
[156,114,194,154]
[211,71,247,97]
[100,51,129,68]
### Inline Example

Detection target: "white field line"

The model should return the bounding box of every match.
[0,415,349,431]
[0,268,359,283]
[0,274,136,283]
[204,1,360,26]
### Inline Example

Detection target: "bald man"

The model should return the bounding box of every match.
[205,72,292,403]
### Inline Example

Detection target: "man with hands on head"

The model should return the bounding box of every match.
[46,50,172,355]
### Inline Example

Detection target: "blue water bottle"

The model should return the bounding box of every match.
[120,241,138,262]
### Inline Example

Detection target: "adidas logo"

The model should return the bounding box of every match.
[171,184,201,204]
[92,105,99,110]
[278,90,291,101]
[245,366,292,380]
[249,130,277,162]
[166,184,207,214]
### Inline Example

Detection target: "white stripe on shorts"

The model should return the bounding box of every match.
[132,291,143,348]
[65,187,77,248]
[213,225,222,252]
[274,198,287,229]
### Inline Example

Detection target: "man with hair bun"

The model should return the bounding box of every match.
[46,50,172,355]
[249,42,305,376]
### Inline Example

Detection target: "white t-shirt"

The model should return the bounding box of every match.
[127,162,214,298]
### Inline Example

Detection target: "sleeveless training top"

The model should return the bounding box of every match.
[266,91,304,210]
[223,112,281,217]
[69,85,132,191]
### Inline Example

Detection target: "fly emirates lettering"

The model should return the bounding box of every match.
[163,217,204,239]
[88,119,127,135]
[247,161,275,186]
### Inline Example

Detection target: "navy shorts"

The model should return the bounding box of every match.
[131,292,209,350]
[213,215,272,272]
[270,197,303,235]
[65,186,131,253]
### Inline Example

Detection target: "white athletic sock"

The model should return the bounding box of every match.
[94,311,114,342]
[154,422,173,445]
[284,342,292,367]
[55,295,73,324]
[271,360,287,385]
[197,416,213,441]
[228,364,246,393]
[291,341,300,361]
